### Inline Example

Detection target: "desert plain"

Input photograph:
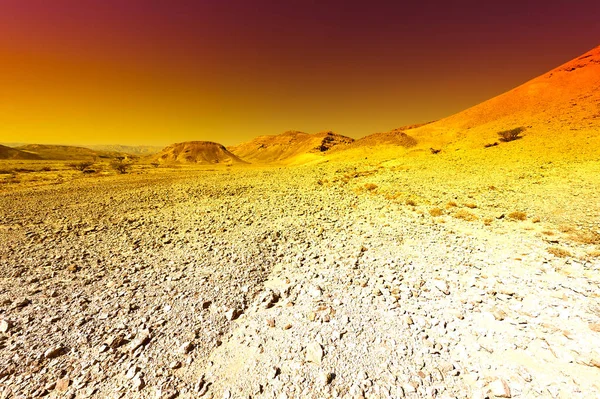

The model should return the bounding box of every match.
[1,47,600,399]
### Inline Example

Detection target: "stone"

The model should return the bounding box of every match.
[55,378,70,392]
[130,329,151,352]
[306,342,323,364]
[126,366,140,380]
[433,280,450,295]
[132,375,145,391]
[44,346,65,359]
[0,320,11,333]
[225,308,240,321]
[489,378,511,398]
[179,341,194,354]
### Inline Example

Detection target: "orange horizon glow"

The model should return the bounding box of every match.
[1,1,599,146]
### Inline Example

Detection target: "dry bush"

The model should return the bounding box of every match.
[483,218,493,226]
[364,183,378,191]
[429,207,443,217]
[532,217,541,223]
[150,162,160,168]
[586,250,600,258]
[542,230,555,236]
[110,160,132,174]
[446,201,458,209]
[548,247,572,258]
[68,161,94,172]
[569,230,600,245]
[558,225,575,233]
[453,209,478,221]
[498,127,525,142]
[405,199,417,206]
[508,211,527,221]
[464,202,477,209]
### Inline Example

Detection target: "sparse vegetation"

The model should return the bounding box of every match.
[430,148,441,154]
[68,161,94,172]
[405,199,417,206]
[508,211,527,221]
[483,217,493,226]
[464,202,477,209]
[453,209,478,221]
[150,162,160,168]
[498,127,526,142]
[110,160,132,174]
[548,247,572,258]
[446,201,458,209]
[484,142,499,148]
[364,183,378,191]
[429,207,443,217]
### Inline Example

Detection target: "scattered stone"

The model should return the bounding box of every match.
[0,320,11,333]
[306,342,324,364]
[132,375,145,391]
[44,346,65,359]
[179,341,194,354]
[225,308,240,321]
[489,378,511,398]
[55,378,70,392]
[130,330,151,352]
[433,280,450,295]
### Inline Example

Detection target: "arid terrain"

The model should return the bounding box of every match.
[1,47,600,399]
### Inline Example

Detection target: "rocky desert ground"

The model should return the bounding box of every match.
[1,145,599,399]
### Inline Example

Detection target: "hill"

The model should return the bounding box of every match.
[152,141,246,165]
[0,145,42,160]
[229,131,354,164]
[406,45,600,152]
[14,144,116,161]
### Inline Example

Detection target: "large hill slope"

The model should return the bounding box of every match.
[229,131,354,164]
[406,45,600,151]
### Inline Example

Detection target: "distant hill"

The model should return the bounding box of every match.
[14,144,117,161]
[0,145,42,160]
[152,141,247,164]
[85,144,164,156]
[335,128,418,150]
[405,44,600,151]
[229,131,354,164]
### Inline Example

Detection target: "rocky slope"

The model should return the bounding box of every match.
[229,131,354,164]
[153,142,246,165]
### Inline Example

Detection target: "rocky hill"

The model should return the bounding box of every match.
[152,141,246,165]
[229,131,354,164]
[0,144,42,160]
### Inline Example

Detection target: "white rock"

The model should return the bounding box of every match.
[489,378,511,398]
[306,342,323,364]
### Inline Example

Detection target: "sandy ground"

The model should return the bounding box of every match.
[1,149,599,398]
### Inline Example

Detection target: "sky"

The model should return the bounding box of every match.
[1,0,599,146]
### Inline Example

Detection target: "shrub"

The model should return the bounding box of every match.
[508,211,527,221]
[429,207,443,217]
[453,210,478,221]
[430,148,441,154]
[548,247,571,258]
[498,127,525,142]
[364,183,378,191]
[483,218,493,226]
[446,201,458,209]
[110,160,131,174]
[150,162,160,168]
[484,142,499,148]
[68,161,94,172]
[405,199,417,206]
[464,203,477,209]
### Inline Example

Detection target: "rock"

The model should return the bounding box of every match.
[44,346,65,359]
[489,378,511,398]
[266,318,275,328]
[132,375,145,391]
[319,371,335,385]
[492,307,507,321]
[14,298,30,308]
[306,342,323,364]
[0,320,11,333]
[589,323,600,333]
[169,361,182,369]
[55,378,70,392]
[403,315,414,326]
[130,329,151,352]
[179,341,194,354]
[225,308,240,321]
[308,285,323,298]
[106,334,125,349]
[126,366,140,380]
[433,280,450,295]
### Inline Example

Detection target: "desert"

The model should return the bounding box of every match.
[1,44,599,399]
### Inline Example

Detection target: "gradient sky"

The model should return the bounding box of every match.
[1,0,599,146]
